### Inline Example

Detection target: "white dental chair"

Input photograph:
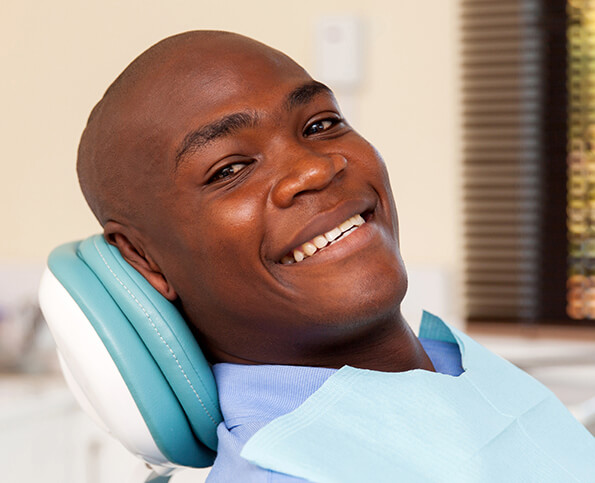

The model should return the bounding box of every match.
[38,235,223,482]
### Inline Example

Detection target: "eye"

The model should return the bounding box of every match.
[304,117,342,137]
[208,162,250,183]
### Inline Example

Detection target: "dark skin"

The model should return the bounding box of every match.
[78,31,435,373]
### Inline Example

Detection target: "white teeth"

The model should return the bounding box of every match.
[283,213,368,264]
[324,227,342,242]
[339,219,355,232]
[342,226,358,238]
[352,214,365,226]
[302,242,317,256]
[313,235,329,249]
[329,226,357,246]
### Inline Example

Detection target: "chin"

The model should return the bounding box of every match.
[302,258,408,334]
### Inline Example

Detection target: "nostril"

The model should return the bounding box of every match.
[331,154,348,174]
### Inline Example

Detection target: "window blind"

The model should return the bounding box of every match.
[462,0,545,320]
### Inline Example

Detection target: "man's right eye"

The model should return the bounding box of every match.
[208,162,250,184]
[304,118,340,137]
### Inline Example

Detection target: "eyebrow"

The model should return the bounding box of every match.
[284,80,332,111]
[174,80,333,171]
[175,111,259,170]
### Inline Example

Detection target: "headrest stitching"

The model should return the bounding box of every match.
[93,237,218,427]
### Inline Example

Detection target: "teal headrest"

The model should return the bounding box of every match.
[44,235,222,467]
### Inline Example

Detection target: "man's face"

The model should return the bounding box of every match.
[125,38,407,364]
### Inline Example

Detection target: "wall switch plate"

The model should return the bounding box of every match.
[315,15,363,89]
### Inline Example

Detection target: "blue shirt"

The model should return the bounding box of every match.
[206,338,463,482]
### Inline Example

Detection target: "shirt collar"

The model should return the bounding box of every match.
[212,363,336,428]
[213,312,462,427]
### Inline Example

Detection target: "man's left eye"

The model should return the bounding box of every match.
[208,162,249,183]
[304,118,340,136]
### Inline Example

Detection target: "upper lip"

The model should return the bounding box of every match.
[274,197,376,262]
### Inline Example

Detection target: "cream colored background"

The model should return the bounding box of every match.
[0,0,461,281]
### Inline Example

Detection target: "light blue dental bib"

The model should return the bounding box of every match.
[240,313,595,482]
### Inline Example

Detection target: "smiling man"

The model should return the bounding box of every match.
[76,31,595,482]
[78,31,433,374]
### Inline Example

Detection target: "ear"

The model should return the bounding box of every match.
[103,222,178,302]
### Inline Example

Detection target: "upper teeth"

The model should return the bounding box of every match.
[281,214,366,264]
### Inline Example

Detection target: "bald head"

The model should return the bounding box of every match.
[77,31,306,228]
[73,29,417,371]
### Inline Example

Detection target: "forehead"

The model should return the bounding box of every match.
[137,40,311,120]
[97,37,319,215]
[116,39,314,163]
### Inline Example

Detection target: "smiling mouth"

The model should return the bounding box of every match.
[280,213,368,264]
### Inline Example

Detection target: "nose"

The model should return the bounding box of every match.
[270,151,347,208]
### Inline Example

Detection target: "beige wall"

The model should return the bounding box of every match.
[1,0,461,278]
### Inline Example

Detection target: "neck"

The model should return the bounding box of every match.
[305,313,436,373]
[209,312,436,373]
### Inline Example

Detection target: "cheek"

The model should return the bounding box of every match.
[203,194,262,259]
[363,143,393,192]
[346,140,400,235]
[339,136,393,188]
[179,193,266,302]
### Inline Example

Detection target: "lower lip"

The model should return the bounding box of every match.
[281,220,378,267]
